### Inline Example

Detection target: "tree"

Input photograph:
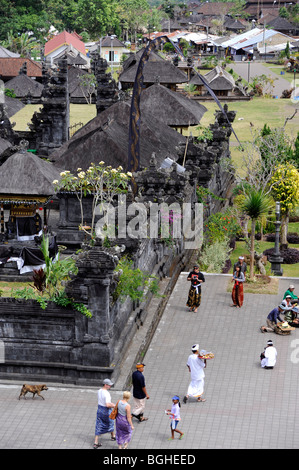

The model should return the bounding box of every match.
[78,73,96,105]
[241,189,273,279]
[53,163,132,243]
[75,0,120,39]
[2,31,39,57]
[270,164,299,248]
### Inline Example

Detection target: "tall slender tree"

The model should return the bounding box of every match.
[241,189,273,279]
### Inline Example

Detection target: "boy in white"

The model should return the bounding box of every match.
[261,340,277,369]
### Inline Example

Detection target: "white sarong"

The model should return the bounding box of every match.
[186,354,205,397]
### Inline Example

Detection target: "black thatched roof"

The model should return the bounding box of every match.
[54,52,87,66]
[0,137,12,155]
[140,83,207,126]
[267,16,296,32]
[121,48,166,72]
[190,66,235,90]
[51,100,186,172]
[2,95,25,118]
[119,50,188,85]
[0,149,61,197]
[68,66,90,98]
[4,75,44,98]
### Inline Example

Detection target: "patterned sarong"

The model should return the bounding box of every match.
[187,285,202,309]
[95,405,114,435]
[232,282,244,307]
[115,414,132,446]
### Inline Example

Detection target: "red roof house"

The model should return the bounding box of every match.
[0,58,42,82]
[44,31,87,64]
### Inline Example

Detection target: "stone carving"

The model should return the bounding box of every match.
[29,58,69,156]
[91,51,119,115]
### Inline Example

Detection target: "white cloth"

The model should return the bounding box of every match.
[97,388,111,406]
[261,346,277,368]
[186,353,206,397]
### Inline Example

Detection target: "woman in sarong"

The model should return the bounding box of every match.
[231,266,245,308]
[186,266,205,312]
[115,391,134,449]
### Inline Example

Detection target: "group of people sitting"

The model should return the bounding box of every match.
[261,284,299,334]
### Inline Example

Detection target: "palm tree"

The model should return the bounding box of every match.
[241,189,273,279]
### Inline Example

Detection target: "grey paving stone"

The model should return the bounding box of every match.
[0,273,298,449]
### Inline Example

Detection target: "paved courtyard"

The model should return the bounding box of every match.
[0,272,298,451]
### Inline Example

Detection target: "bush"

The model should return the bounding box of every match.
[199,238,231,273]
[264,232,299,244]
[263,247,299,264]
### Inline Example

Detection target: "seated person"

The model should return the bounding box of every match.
[284,308,299,327]
[283,284,298,301]
[261,340,277,369]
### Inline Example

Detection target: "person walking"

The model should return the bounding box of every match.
[231,265,245,308]
[260,340,277,369]
[94,378,116,448]
[183,344,206,404]
[115,391,134,449]
[186,266,205,312]
[166,395,184,440]
[131,363,149,422]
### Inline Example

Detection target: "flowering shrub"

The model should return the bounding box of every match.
[53,163,132,242]
[204,210,242,244]
[270,164,299,215]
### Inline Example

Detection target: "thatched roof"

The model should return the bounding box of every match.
[68,66,89,98]
[140,83,207,126]
[0,149,61,197]
[266,16,296,32]
[204,66,235,91]
[2,95,25,118]
[119,49,188,85]
[190,66,235,90]
[51,100,186,172]
[54,51,87,66]
[122,48,165,71]
[0,137,12,155]
[4,75,44,99]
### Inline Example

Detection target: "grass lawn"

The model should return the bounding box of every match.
[12,103,97,132]
[194,97,299,173]
[230,240,299,278]
[263,63,295,84]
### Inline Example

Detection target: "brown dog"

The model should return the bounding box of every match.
[18,384,48,400]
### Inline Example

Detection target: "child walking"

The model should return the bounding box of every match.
[166,395,184,440]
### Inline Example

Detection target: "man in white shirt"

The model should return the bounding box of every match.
[183,344,206,403]
[261,340,277,369]
[94,378,116,448]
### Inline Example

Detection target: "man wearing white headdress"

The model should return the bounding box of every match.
[261,340,277,369]
[233,256,247,277]
[183,344,206,404]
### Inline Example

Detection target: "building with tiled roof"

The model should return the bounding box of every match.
[0,58,42,83]
[44,30,88,65]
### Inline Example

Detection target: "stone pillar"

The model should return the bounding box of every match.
[29,58,69,156]
[64,242,118,366]
[91,51,119,115]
